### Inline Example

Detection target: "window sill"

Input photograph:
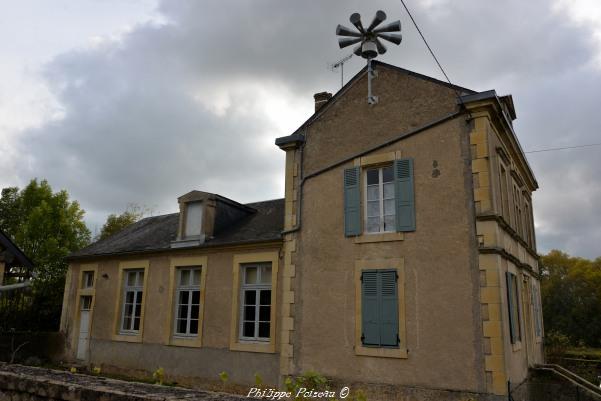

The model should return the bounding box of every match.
[355,345,407,359]
[354,232,404,244]
[230,340,275,354]
[170,336,201,348]
[112,333,142,343]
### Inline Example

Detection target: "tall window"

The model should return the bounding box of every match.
[120,269,144,333]
[365,166,395,233]
[499,164,509,220]
[82,271,95,289]
[506,272,521,344]
[174,267,201,336]
[240,263,272,341]
[361,269,399,348]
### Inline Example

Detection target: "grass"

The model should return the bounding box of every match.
[563,347,601,361]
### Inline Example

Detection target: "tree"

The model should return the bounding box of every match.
[540,250,601,347]
[0,179,91,330]
[98,204,145,240]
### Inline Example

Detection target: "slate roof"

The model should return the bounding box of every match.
[68,198,285,260]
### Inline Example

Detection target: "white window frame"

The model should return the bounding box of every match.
[120,269,144,334]
[239,263,272,342]
[364,165,396,234]
[82,271,95,289]
[173,266,201,337]
[184,201,203,238]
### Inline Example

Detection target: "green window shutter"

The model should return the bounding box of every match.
[361,271,380,346]
[506,272,517,344]
[379,270,399,347]
[344,167,361,236]
[394,158,416,232]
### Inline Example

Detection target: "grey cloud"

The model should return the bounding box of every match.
[14,0,601,257]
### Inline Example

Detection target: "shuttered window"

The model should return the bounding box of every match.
[361,269,399,347]
[343,157,415,237]
[532,286,542,337]
[506,272,521,344]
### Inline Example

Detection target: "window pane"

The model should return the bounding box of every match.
[258,322,270,338]
[244,306,256,321]
[192,269,201,286]
[135,291,143,304]
[383,182,394,199]
[260,290,271,305]
[367,217,380,233]
[178,304,189,320]
[185,202,202,237]
[191,304,199,319]
[367,185,379,201]
[244,290,256,305]
[259,306,270,321]
[384,215,395,232]
[122,316,131,331]
[190,319,198,334]
[127,272,137,286]
[133,317,140,331]
[137,272,144,286]
[126,291,135,303]
[191,290,200,305]
[367,201,380,217]
[243,322,255,337]
[179,291,189,305]
[245,267,258,284]
[260,266,271,284]
[384,199,395,215]
[124,303,133,318]
[367,169,379,185]
[382,166,393,182]
[179,269,190,286]
[134,303,142,318]
[177,319,187,334]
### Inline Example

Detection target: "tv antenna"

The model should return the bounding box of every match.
[336,10,402,104]
[329,53,353,88]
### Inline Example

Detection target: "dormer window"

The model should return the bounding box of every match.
[184,202,203,238]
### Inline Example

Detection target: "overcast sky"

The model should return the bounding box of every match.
[1,0,601,257]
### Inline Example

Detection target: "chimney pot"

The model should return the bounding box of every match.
[314,92,333,112]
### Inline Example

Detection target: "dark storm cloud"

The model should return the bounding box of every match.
[15,0,601,257]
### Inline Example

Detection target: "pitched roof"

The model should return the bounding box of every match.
[68,198,285,260]
[277,60,477,145]
[0,229,33,269]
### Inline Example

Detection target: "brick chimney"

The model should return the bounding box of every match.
[314,92,333,112]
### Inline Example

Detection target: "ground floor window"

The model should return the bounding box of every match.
[239,263,271,341]
[174,267,201,336]
[361,269,399,348]
[120,269,144,333]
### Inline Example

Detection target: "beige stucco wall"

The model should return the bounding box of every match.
[63,243,283,385]
[290,66,485,393]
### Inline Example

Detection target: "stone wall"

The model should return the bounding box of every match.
[0,363,246,401]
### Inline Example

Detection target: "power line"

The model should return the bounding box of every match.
[399,0,467,111]
[524,143,601,154]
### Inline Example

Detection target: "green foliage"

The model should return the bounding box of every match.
[544,330,570,356]
[540,250,601,347]
[254,372,263,388]
[152,367,165,385]
[285,371,330,400]
[0,179,91,330]
[218,370,229,385]
[98,203,145,241]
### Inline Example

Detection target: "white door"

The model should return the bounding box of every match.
[76,296,92,360]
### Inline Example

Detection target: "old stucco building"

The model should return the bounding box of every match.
[61,61,543,400]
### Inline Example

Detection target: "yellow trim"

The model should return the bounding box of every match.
[230,251,279,353]
[353,151,401,167]
[354,258,407,359]
[165,256,208,348]
[111,260,149,343]
[354,232,404,243]
[73,264,98,360]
